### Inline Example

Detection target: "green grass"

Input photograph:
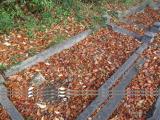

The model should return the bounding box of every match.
[47,34,67,48]
[54,34,66,44]
[28,48,37,56]
[10,54,24,65]
[0,9,14,33]
[24,17,37,38]
[0,0,144,36]
[25,116,33,120]
[0,63,7,71]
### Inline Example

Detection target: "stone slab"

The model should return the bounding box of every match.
[154,22,160,27]
[140,35,153,43]
[147,90,160,120]
[119,0,150,18]
[144,31,157,38]
[109,23,142,40]
[150,2,160,10]
[120,18,147,29]
[148,26,159,33]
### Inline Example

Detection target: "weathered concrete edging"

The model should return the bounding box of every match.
[94,58,145,120]
[118,1,160,33]
[118,0,151,19]
[150,1,160,10]
[109,23,142,40]
[4,29,92,77]
[120,19,147,29]
[118,0,159,18]
[147,97,160,120]
[147,88,160,120]
[0,84,24,120]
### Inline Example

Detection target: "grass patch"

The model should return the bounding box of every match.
[0,9,14,33]
[47,34,67,48]
[28,48,37,56]
[24,17,37,38]
[10,54,24,65]
[54,34,66,44]
[0,0,144,36]
[25,116,33,120]
[0,63,7,71]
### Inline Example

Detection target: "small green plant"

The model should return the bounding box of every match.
[41,12,54,27]
[28,0,54,13]
[88,16,103,30]
[25,116,33,120]
[81,0,103,4]
[0,63,7,71]
[0,9,14,33]
[12,5,24,18]
[54,34,66,44]
[28,48,37,56]
[55,6,70,20]
[75,13,85,22]
[75,3,85,22]
[107,10,119,18]
[48,34,66,48]
[92,16,102,24]
[24,17,37,38]
[123,0,133,5]
[10,54,24,65]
